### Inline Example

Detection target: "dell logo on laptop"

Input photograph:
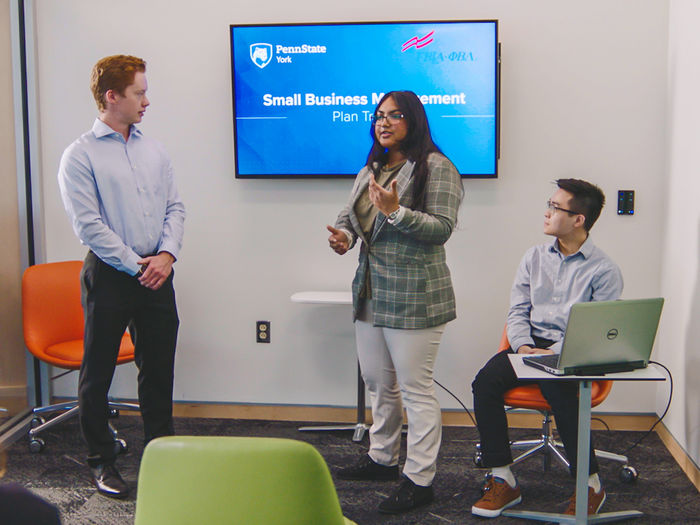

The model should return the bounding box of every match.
[606,328,619,340]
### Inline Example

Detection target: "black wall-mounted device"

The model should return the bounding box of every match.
[617,190,635,215]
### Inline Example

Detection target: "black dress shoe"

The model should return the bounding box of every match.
[378,476,434,514]
[91,463,129,499]
[336,454,399,481]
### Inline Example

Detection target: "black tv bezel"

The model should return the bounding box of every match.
[230,19,501,179]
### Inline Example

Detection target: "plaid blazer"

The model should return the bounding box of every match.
[334,153,463,329]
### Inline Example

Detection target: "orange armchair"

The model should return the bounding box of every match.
[22,261,139,452]
[474,327,637,482]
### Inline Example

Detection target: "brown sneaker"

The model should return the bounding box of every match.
[565,486,606,515]
[471,476,522,518]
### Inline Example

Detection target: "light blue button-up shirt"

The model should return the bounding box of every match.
[58,119,185,276]
[506,237,623,354]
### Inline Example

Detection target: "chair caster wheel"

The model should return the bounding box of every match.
[473,451,484,468]
[29,437,45,453]
[114,438,128,455]
[30,416,46,429]
[619,465,638,483]
[108,408,120,418]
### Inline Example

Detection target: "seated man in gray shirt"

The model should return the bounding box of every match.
[470,179,623,518]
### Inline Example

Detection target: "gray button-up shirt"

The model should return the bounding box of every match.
[58,119,185,275]
[507,237,623,354]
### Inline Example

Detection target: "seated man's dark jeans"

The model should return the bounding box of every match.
[471,336,599,477]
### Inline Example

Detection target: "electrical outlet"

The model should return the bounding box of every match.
[256,321,270,343]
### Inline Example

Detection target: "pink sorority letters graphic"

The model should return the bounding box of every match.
[401,30,435,52]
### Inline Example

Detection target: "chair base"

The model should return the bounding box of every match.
[503,508,643,523]
[298,422,369,442]
[474,410,637,483]
[28,399,139,453]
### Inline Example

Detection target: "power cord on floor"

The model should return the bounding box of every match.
[620,360,673,457]
[434,359,673,460]
[434,379,622,434]
[591,417,610,431]
[434,378,477,427]
[51,370,73,380]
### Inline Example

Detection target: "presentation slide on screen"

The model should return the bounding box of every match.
[231,21,497,177]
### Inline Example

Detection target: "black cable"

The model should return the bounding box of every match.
[620,360,673,457]
[434,378,477,427]
[50,370,74,381]
[591,417,610,432]
[434,359,672,458]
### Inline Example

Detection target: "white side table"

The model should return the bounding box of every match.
[291,291,368,442]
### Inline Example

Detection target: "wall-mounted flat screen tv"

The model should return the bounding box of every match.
[230,20,499,178]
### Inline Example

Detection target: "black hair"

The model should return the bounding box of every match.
[365,91,443,211]
[555,178,606,231]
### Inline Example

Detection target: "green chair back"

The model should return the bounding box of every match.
[134,436,356,525]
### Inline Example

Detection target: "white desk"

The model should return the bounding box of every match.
[290,291,368,441]
[503,354,666,524]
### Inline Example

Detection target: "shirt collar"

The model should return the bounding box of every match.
[548,235,594,259]
[92,118,143,140]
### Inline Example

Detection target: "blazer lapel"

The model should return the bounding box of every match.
[347,169,371,245]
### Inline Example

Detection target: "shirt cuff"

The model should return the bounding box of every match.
[338,228,354,246]
[386,205,406,224]
[509,336,535,353]
[157,241,180,262]
[548,341,563,354]
[125,252,143,276]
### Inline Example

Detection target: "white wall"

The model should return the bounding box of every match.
[659,0,700,467]
[33,0,669,415]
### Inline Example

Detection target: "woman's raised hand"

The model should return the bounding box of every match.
[326,225,350,255]
[368,173,400,217]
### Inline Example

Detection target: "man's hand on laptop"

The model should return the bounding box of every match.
[517,345,554,355]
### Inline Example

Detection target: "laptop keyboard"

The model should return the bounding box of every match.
[526,354,559,367]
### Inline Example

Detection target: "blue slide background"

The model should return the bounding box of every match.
[231,21,497,177]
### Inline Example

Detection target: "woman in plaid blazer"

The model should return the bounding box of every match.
[328,91,463,514]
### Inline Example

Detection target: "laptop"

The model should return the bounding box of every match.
[522,297,664,376]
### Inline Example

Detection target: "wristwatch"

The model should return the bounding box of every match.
[388,207,401,221]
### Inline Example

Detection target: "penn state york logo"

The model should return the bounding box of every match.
[250,43,273,69]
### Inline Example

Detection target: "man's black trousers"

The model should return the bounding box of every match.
[79,251,179,467]
[472,343,599,476]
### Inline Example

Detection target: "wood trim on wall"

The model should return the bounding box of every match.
[656,422,700,492]
[164,402,658,431]
[0,0,28,415]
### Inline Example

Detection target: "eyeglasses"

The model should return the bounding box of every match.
[371,113,405,125]
[545,200,579,215]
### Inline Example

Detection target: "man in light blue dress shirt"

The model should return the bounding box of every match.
[470,179,623,518]
[58,55,185,499]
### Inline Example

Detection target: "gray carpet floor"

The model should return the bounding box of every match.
[2,415,699,524]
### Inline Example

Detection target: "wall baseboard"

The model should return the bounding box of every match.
[655,421,700,492]
[167,402,659,431]
[0,389,28,414]
[0,385,27,397]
